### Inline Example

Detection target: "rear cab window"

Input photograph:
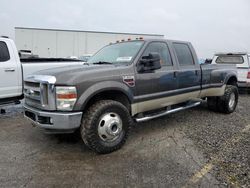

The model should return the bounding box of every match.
[173,43,194,66]
[0,41,10,62]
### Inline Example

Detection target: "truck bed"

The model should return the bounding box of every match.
[200,63,237,96]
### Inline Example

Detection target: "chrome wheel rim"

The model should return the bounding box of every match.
[229,92,236,109]
[98,113,123,142]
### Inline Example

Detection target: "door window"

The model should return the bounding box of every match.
[0,41,10,62]
[142,42,172,66]
[173,43,194,66]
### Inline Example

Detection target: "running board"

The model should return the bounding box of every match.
[135,102,201,123]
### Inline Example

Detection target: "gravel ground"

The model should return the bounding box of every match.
[177,95,250,187]
[0,96,249,187]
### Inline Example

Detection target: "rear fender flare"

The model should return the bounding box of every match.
[224,74,238,86]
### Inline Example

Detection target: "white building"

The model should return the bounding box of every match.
[15,27,164,58]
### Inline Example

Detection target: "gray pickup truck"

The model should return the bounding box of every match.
[24,39,238,154]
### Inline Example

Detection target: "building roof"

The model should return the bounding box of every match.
[15,27,164,37]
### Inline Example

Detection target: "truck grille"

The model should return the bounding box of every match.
[24,81,42,107]
[24,75,56,110]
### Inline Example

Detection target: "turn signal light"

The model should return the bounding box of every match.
[57,93,77,99]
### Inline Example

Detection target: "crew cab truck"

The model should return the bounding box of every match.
[23,39,238,154]
[212,53,250,92]
[0,36,84,106]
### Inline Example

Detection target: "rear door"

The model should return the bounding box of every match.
[171,42,201,98]
[0,40,20,99]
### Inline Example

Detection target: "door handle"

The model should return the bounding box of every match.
[4,68,15,72]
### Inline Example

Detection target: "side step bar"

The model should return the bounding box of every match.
[135,102,201,123]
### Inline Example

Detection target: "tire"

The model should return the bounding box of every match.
[248,89,250,95]
[80,100,132,154]
[217,85,238,113]
[207,96,219,112]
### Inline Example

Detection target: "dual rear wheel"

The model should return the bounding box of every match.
[207,85,238,113]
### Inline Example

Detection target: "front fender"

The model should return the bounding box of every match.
[73,81,134,111]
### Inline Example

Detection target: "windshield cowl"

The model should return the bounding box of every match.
[93,61,113,65]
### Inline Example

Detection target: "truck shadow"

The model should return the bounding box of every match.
[48,97,245,153]
[47,103,211,153]
[239,90,250,95]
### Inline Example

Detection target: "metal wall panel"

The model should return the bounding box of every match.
[33,30,57,57]
[15,28,164,58]
[57,31,76,58]
[15,29,33,52]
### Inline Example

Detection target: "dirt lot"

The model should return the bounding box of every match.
[0,96,249,188]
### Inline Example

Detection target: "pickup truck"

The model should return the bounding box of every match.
[0,36,85,106]
[212,52,250,92]
[23,38,238,154]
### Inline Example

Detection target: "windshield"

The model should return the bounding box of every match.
[88,41,144,65]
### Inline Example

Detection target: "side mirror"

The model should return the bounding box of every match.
[137,53,161,73]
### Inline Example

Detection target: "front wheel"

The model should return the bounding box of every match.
[80,100,132,154]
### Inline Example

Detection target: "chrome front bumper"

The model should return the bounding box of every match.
[24,105,82,132]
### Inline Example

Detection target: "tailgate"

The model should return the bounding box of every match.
[237,67,249,83]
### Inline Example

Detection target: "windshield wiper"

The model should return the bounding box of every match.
[93,61,113,65]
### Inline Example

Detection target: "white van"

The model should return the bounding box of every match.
[212,53,250,91]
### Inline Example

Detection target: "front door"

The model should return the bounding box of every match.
[134,41,178,113]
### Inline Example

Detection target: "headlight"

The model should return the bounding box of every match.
[56,86,77,111]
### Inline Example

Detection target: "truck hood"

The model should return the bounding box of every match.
[35,64,122,85]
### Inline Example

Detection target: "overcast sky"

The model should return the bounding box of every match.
[1,0,250,58]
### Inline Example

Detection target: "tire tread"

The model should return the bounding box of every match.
[80,100,132,154]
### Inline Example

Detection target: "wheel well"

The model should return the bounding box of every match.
[84,90,131,113]
[227,76,237,86]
